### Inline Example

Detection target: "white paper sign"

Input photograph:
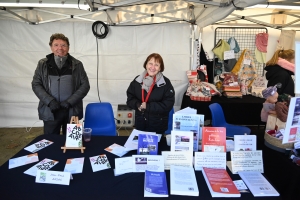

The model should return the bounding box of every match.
[224,50,235,60]
[35,170,71,185]
[64,157,84,174]
[89,154,111,172]
[24,139,53,153]
[194,152,226,170]
[9,153,39,169]
[66,124,83,147]
[230,151,263,174]
[115,157,133,176]
[234,135,257,151]
[161,151,193,170]
[132,155,164,172]
[24,158,58,176]
[243,59,251,65]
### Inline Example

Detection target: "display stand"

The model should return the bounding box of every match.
[61,116,85,153]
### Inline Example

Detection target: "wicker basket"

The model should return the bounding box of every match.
[264,132,294,153]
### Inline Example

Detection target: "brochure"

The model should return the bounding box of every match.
[170,130,194,152]
[202,127,226,152]
[24,139,53,153]
[63,157,84,174]
[137,134,158,155]
[170,165,199,196]
[24,158,58,176]
[90,154,111,172]
[124,129,158,150]
[173,111,204,151]
[132,155,164,172]
[114,157,133,176]
[9,153,39,169]
[104,143,129,157]
[238,171,279,197]
[144,170,168,197]
[202,167,241,197]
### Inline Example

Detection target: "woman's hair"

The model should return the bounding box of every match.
[143,53,164,72]
[266,49,295,66]
[49,33,70,46]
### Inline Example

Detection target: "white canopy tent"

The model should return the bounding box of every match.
[0,0,299,128]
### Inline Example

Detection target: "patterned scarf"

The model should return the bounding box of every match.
[141,70,163,92]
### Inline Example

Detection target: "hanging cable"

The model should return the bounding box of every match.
[95,37,101,103]
[92,21,109,39]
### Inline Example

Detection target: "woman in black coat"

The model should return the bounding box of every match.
[126,53,175,134]
[265,49,295,97]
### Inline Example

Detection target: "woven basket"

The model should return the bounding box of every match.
[264,132,294,153]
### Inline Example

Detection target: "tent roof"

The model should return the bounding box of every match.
[0,0,299,29]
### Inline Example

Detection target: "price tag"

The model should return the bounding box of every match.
[224,50,235,60]
[243,59,251,65]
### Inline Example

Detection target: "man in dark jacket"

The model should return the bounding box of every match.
[32,33,90,135]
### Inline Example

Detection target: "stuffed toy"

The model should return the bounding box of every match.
[261,85,279,122]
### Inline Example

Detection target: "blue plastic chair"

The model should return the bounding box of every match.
[84,102,117,136]
[209,103,251,137]
[165,107,174,134]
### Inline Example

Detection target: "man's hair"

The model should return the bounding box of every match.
[49,33,70,46]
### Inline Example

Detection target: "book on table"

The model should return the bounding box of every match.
[238,171,279,197]
[144,170,168,197]
[173,110,204,151]
[202,127,226,152]
[137,134,158,155]
[202,167,241,197]
[170,165,199,196]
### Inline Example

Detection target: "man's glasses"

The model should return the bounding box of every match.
[52,44,69,48]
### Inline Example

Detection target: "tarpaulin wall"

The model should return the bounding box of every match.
[0,20,190,127]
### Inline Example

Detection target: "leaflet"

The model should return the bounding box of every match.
[114,157,133,176]
[132,155,164,172]
[170,130,194,152]
[194,152,226,171]
[104,143,129,157]
[64,157,84,174]
[161,151,193,170]
[9,153,39,169]
[124,129,159,150]
[89,154,111,172]
[24,158,58,176]
[24,139,53,153]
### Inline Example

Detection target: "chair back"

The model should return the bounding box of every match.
[84,102,117,136]
[209,103,227,127]
[165,107,174,134]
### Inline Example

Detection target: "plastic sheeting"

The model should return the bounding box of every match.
[0,20,191,127]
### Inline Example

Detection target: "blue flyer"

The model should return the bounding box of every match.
[137,134,158,155]
[144,170,168,197]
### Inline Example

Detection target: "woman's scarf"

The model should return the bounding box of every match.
[278,57,295,73]
[141,70,163,92]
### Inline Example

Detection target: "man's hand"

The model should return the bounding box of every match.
[49,99,60,113]
[60,100,71,110]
